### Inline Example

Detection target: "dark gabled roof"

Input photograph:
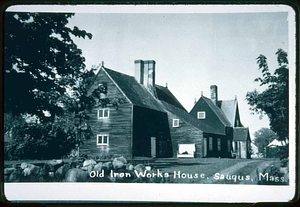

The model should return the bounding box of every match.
[217,99,243,127]
[233,127,250,141]
[217,100,236,126]
[155,85,186,111]
[160,100,222,135]
[201,96,232,127]
[103,67,165,112]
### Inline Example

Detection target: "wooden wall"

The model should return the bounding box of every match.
[165,111,203,158]
[80,70,133,159]
[203,133,232,158]
[132,106,173,158]
[190,98,226,135]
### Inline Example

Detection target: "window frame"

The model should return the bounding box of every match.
[98,108,110,119]
[209,137,213,151]
[97,134,109,146]
[217,138,221,151]
[227,140,231,153]
[197,111,206,119]
[172,119,180,127]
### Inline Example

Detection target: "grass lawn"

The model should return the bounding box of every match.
[156,158,254,183]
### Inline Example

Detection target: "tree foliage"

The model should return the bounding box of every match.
[246,49,288,142]
[4,12,92,121]
[4,12,127,160]
[253,128,278,155]
[4,113,82,160]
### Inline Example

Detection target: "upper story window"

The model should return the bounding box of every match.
[98,108,109,119]
[197,111,206,119]
[209,137,213,151]
[172,119,180,127]
[97,134,109,146]
[217,138,221,151]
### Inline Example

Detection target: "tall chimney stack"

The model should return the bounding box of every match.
[134,60,157,97]
[210,85,218,105]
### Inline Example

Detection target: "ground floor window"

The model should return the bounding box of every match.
[227,140,231,152]
[209,137,213,151]
[97,134,109,145]
[217,138,221,151]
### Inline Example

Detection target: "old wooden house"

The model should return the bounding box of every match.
[81,60,173,159]
[81,60,231,159]
[190,85,251,158]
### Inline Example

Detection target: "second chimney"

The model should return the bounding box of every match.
[210,85,218,105]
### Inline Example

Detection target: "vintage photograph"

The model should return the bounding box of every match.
[3,4,296,202]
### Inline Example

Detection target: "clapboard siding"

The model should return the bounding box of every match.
[80,70,133,159]
[190,98,226,135]
[132,106,173,158]
[166,111,203,158]
[202,133,230,158]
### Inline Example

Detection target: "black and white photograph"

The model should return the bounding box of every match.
[3,4,296,202]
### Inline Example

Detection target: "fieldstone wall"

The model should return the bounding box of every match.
[4,156,175,183]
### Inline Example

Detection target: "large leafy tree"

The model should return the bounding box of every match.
[246,49,288,143]
[253,128,278,155]
[4,12,95,159]
[4,12,92,121]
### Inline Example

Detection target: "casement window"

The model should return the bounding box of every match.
[197,111,206,119]
[97,134,109,145]
[227,140,231,152]
[98,108,109,119]
[172,119,180,127]
[217,138,221,151]
[209,137,213,151]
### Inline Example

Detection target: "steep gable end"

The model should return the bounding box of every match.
[189,96,230,135]
[201,96,232,127]
[86,67,131,104]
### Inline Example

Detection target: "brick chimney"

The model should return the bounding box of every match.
[134,60,157,97]
[210,85,218,105]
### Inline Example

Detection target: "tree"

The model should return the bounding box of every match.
[4,12,92,121]
[253,128,278,156]
[246,49,288,143]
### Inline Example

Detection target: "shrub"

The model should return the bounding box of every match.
[5,118,77,160]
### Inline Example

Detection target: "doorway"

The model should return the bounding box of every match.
[204,138,207,157]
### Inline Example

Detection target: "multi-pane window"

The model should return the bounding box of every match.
[97,134,109,145]
[98,108,109,119]
[172,119,180,127]
[227,140,231,152]
[209,137,213,151]
[217,138,221,151]
[197,111,206,119]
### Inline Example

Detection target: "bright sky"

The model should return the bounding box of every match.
[7,5,291,139]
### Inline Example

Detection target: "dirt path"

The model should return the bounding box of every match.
[202,159,274,184]
[239,160,275,184]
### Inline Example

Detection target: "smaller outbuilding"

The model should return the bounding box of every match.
[265,139,287,158]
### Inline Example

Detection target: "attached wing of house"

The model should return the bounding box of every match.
[217,99,243,127]
[190,85,251,159]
